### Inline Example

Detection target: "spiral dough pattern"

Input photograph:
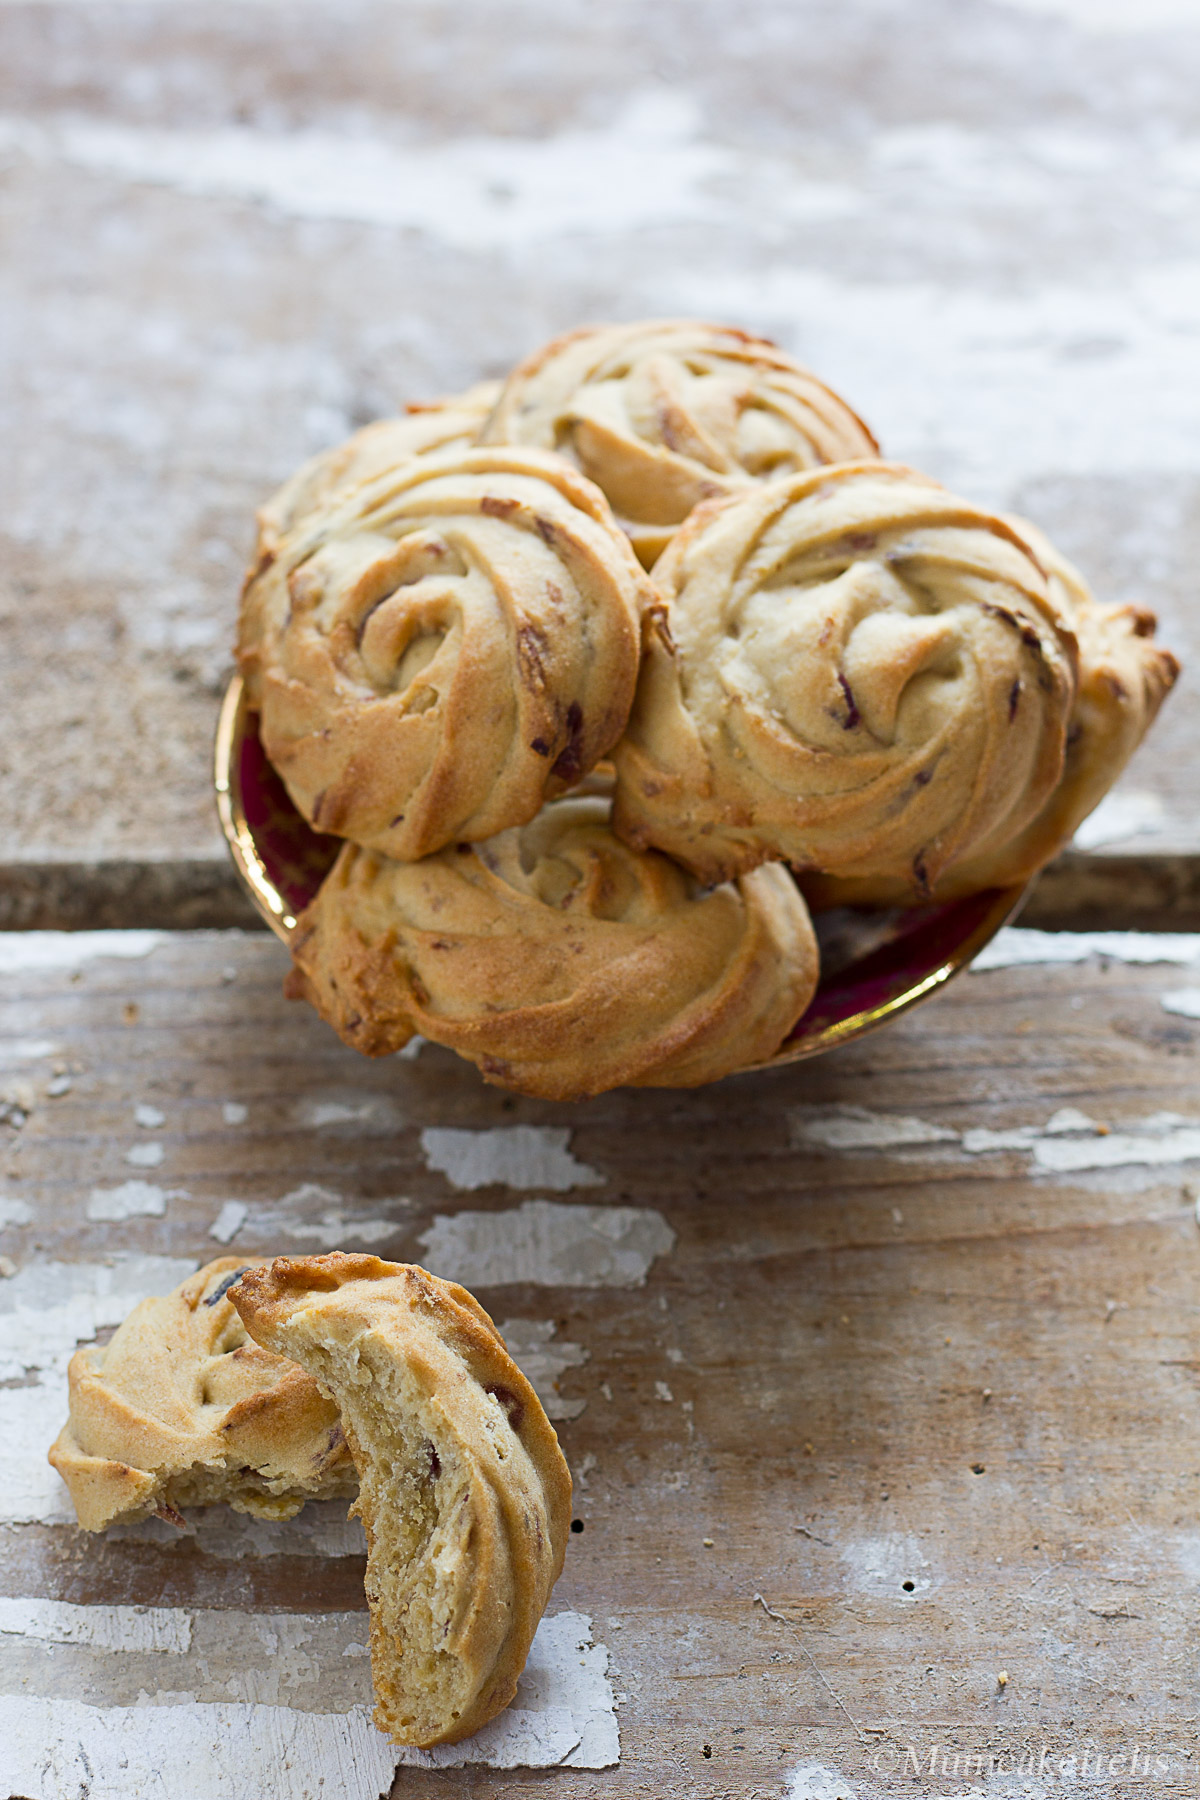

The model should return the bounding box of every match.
[238,446,651,860]
[482,319,879,566]
[283,794,820,1099]
[612,462,1080,892]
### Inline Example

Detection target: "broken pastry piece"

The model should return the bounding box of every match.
[231,1254,573,1748]
[48,1257,356,1532]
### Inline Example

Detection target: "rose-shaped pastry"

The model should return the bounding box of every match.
[252,381,499,565]
[238,447,651,860]
[611,463,1079,893]
[927,521,1179,895]
[282,794,819,1099]
[48,1258,356,1532]
[481,319,879,566]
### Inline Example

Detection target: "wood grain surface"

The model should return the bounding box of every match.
[4,927,1200,1795]
[1,0,1197,924]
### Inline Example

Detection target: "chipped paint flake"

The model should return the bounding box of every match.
[0,1197,33,1229]
[972,929,1200,972]
[785,1764,860,1800]
[0,1597,192,1654]
[0,931,164,974]
[1162,989,1200,1020]
[420,1126,603,1192]
[134,1103,165,1128]
[791,1104,957,1151]
[222,1101,248,1125]
[419,1200,674,1289]
[125,1140,164,1168]
[86,1179,166,1221]
[498,1319,589,1421]
[0,1612,616,1788]
[0,1039,60,1065]
[267,1182,405,1247]
[208,1199,249,1245]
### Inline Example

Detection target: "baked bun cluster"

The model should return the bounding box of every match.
[237,319,1178,1095]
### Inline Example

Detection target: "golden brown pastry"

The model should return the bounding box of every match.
[231,1254,572,1748]
[802,521,1180,905]
[929,520,1178,893]
[282,792,820,1098]
[47,1258,356,1532]
[238,446,651,860]
[611,462,1079,894]
[481,319,879,566]
[251,382,500,565]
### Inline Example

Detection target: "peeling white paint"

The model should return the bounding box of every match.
[87,1180,167,1221]
[420,1126,603,1193]
[222,1102,248,1125]
[208,1199,249,1245]
[792,1098,1200,1179]
[0,1040,60,1064]
[972,930,1200,972]
[0,1598,192,1655]
[0,1611,617,1789]
[0,1197,33,1229]
[840,1533,933,1597]
[419,1200,675,1289]
[125,1141,164,1169]
[1072,788,1168,850]
[134,1103,165,1129]
[790,1104,957,1151]
[1003,0,1200,31]
[1162,989,1200,1020]
[267,1183,406,1248]
[0,91,857,253]
[785,1765,859,1800]
[498,1319,589,1422]
[293,1092,404,1132]
[0,931,164,974]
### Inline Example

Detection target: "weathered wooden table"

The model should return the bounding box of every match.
[4,928,1200,1798]
[4,0,1200,1794]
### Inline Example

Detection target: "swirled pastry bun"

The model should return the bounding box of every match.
[251,382,500,565]
[611,462,1079,893]
[922,521,1179,895]
[231,1254,572,1748]
[48,1258,356,1532]
[238,446,651,860]
[481,320,879,566]
[282,794,819,1098]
